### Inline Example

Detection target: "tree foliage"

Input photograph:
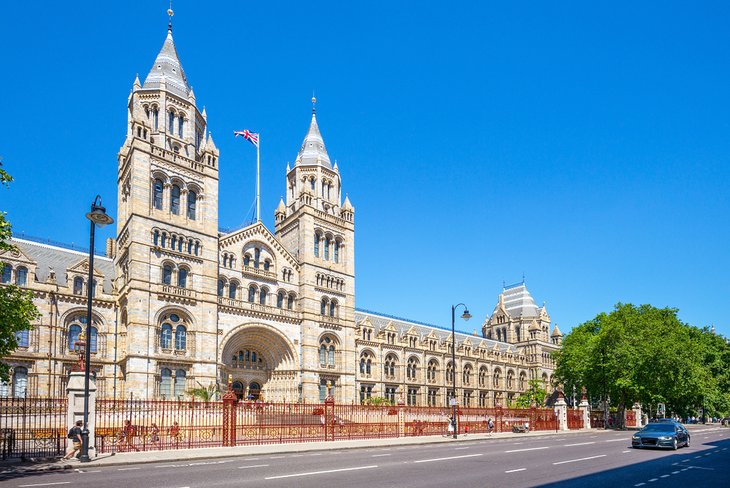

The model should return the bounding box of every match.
[514,378,548,408]
[186,382,220,401]
[0,160,41,382]
[554,303,730,423]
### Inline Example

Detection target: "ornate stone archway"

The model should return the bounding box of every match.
[220,323,299,402]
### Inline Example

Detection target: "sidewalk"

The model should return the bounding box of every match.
[1,428,606,474]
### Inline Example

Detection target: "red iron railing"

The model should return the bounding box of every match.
[0,397,67,459]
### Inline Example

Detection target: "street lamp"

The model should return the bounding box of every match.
[79,196,113,463]
[451,303,471,439]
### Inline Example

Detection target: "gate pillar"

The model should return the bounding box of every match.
[554,388,568,431]
[324,381,335,441]
[579,388,591,429]
[222,375,238,447]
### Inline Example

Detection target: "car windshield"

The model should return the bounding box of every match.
[642,424,675,432]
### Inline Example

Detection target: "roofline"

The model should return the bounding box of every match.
[12,235,112,261]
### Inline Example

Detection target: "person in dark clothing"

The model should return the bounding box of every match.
[63,420,83,460]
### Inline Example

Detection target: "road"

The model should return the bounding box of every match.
[2,426,729,488]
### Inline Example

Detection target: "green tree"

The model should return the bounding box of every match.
[187,382,220,401]
[0,161,41,382]
[514,378,548,408]
[553,303,719,427]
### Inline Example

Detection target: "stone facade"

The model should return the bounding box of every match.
[0,23,561,405]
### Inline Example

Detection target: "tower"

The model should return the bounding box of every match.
[115,18,220,398]
[275,100,356,402]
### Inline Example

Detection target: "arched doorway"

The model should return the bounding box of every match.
[220,323,299,402]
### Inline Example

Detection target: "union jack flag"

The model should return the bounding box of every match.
[234,129,259,148]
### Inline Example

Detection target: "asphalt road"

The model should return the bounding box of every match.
[3,426,729,488]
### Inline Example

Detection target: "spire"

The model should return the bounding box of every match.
[276,198,286,214]
[143,11,190,99]
[294,98,332,169]
[133,73,141,90]
[342,194,354,211]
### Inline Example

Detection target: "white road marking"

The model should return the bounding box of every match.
[310,453,323,456]
[118,467,141,471]
[565,442,595,447]
[265,465,378,480]
[505,446,549,453]
[238,464,269,469]
[648,478,658,482]
[671,471,680,474]
[660,475,669,478]
[622,450,631,453]
[19,483,71,488]
[454,447,470,450]
[605,438,626,442]
[635,484,646,487]
[290,454,304,457]
[189,460,231,466]
[505,468,526,473]
[372,454,391,457]
[414,453,483,463]
[270,455,286,459]
[553,454,606,465]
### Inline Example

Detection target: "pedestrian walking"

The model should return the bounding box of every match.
[63,420,83,459]
[487,417,494,435]
[170,421,181,448]
[122,419,139,452]
[446,415,455,437]
[150,422,160,449]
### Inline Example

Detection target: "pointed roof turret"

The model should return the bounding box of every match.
[276,198,286,214]
[342,194,354,211]
[551,324,563,337]
[133,74,141,90]
[143,27,191,99]
[206,132,218,152]
[294,97,332,169]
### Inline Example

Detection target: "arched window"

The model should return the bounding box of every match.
[217,280,225,297]
[187,190,197,220]
[174,369,186,398]
[329,300,337,317]
[446,362,454,383]
[334,241,340,263]
[160,323,172,349]
[170,185,181,215]
[243,254,251,267]
[248,285,256,303]
[321,298,328,316]
[178,268,188,288]
[310,178,315,191]
[194,242,199,256]
[178,116,184,138]
[519,372,527,391]
[263,260,270,271]
[171,235,177,250]
[259,288,267,305]
[360,357,366,374]
[427,360,438,382]
[1,265,11,284]
[407,357,419,380]
[479,367,488,387]
[161,233,167,248]
[153,179,164,210]
[168,111,175,133]
[152,108,159,130]
[187,239,193,254]
[12,367,28,398]
[73,276,84,295]
[153,230,160,246]
[506,370,515,389]
[68,324,82,351]
[493,369,502,388]
[277,291,285,308]
[16,267,27,287]
[463,364,472,385]
[360,352,373,375]
[287,293,295,310]
[319,336,336,367]
[324,236,330,260]
[162,264,173,285]
[175,325,187,350]
[160,368,172,398]
[222,255,228,268]
[384,354,396,377]
[314,233,320,257]
[254,248,260,269]
[88,327,98,353]
[229,282,238,299]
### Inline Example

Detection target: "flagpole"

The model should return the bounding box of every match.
[256,135,261,222]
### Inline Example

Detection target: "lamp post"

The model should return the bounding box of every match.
[451,303,471,439]
[79,196,114,463]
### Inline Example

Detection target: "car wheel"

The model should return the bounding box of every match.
[672,438,678,450]
[685,436,690,448]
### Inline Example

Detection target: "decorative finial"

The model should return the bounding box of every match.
[312,93,316,114]
[167,0,174,31]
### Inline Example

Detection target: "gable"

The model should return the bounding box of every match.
[220,221,300,270]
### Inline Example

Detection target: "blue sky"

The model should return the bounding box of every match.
[1,1,728,338]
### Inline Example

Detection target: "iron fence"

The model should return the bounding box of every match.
[0,397,67,459]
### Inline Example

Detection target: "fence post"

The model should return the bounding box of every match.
[496,404,503,433]
[324,381,335,441]
[397,396,406,437]
[221,375,238,447]
[554,388,568,431]
[579,388,591,429]
[66,371,97,455]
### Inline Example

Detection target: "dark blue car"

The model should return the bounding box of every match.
[632,422,690,450]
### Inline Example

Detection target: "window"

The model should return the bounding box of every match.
[446,362,454,383]
[160,323,172,349]
[153,230,160,246]
[16,267,27,286]
[427,360,438,382]
[171,235,177,250]
[407,357,418,380]
[152,108,159,130]
[187,239,193,254]
[171,185,181,215]
[463,364,472,385]
[321,298,327,316]
[217,280,225,297]
[168,112,175,133]
[178,268,188,288]
[178,116,184,138]
[319,337,335,367]
[277,291,284,308]
[229,282,237,299]
[259,288,267,305]
[73,276,84,295]
[1,265,11,283]
[160,368,172,398]
[314,233,320,257]
[15,329,29,348]
[334,241,340,263]
[68,324,82,351]
[360,352,373,375]
[360,385,373,404]
[263,260,270,271]
[187,191,196,220]
[248,286,256,303]
[175,325,187,350]
[287,293,295,310]
[162,264,172,285]
[153,179,163,210]
[194,242,200,256]
[428,389,437,407]
[408,387,418,406]
[384,354,396,377]
[324,236,330,260]
[12,367,28,398]
[243,254,251,267]
[254,248,260,269]
[174,369,186,398]
[88,327,98,353]
[329,301,336,317]
[161,233,167,248]
[310,179,315,191]
[385,386,396,404]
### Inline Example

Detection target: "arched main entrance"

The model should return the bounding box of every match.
[220,323,299,402]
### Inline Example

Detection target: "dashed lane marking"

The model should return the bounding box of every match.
[454,447,470,450]
[648,478,658,482]
[622,450,631,453]
[505,447,549,453]
[553,454,606,465]
[18,483,71,488]
[605,438,626,442]
[118,467,141,471]
[671,471,680,475]
[564,442,595,447]
[414,454,483,463]
[505,468,526,473]
[372,454,391,457]
[660,475,670,478]
[238,464,270,469]
[265,465,378,480]
[634,484,646,487]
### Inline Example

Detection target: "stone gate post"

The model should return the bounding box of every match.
[579,388,591,429]
[222,376,238,447]
[632,402,643,428]
[66,371,96,455]
[324,381,335,441]
[554,388,568,431]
